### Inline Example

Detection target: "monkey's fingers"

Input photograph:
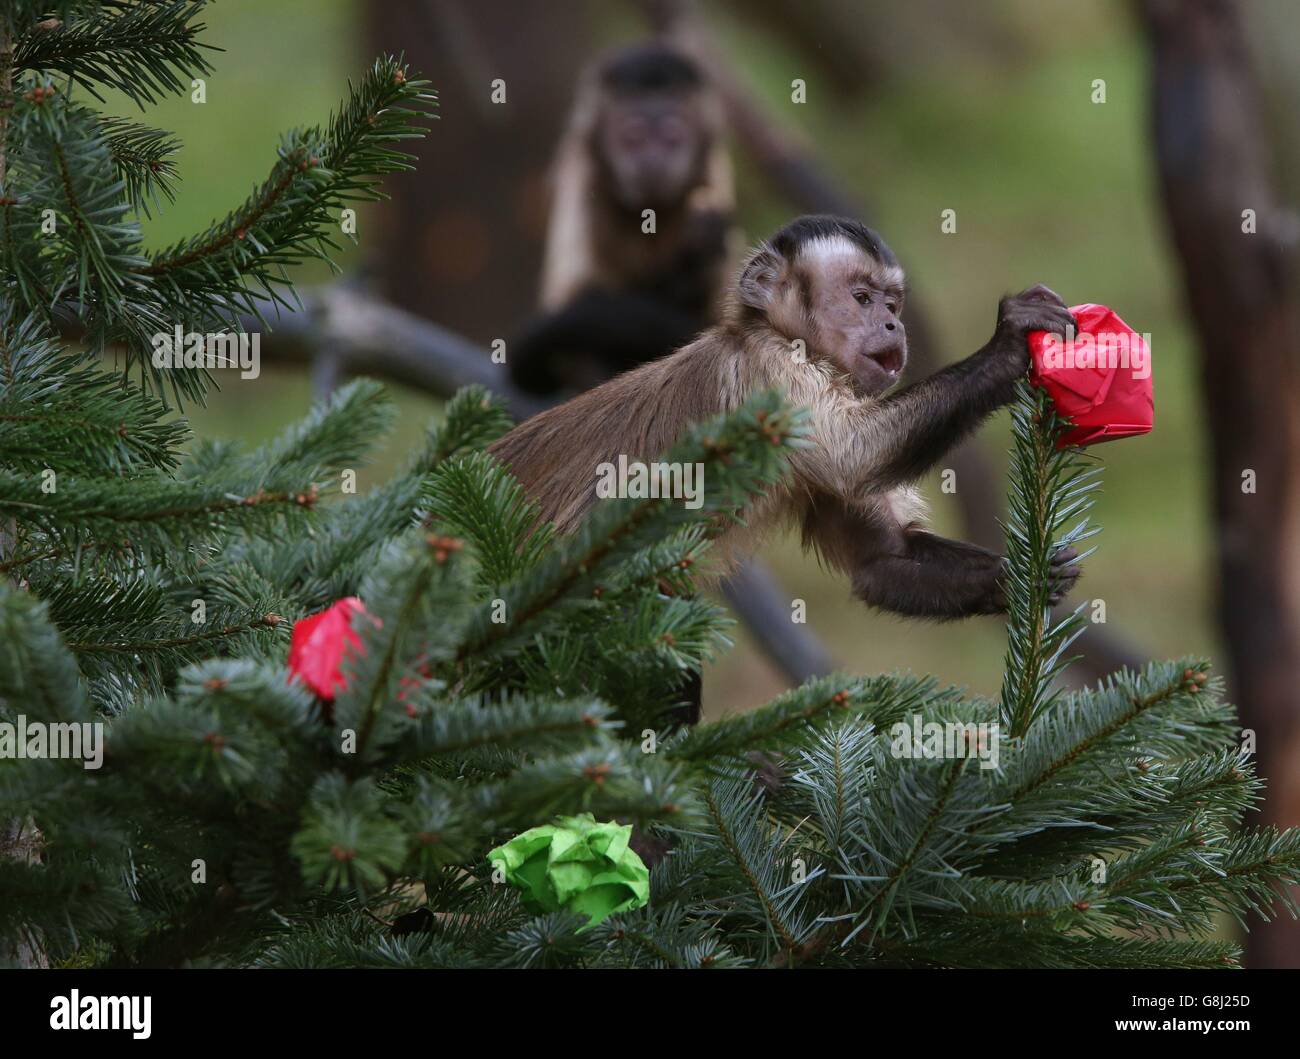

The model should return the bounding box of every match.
[1046,556,1082,605]
[1023,305,1077,337]
[998,289,1077,340]
[1016,283,1068,307]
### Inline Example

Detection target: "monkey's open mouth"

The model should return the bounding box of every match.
[866,347,904,377]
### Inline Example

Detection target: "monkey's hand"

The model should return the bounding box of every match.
[985,545,1083,613]
[988,284,1076,377]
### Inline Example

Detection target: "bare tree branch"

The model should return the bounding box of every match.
[1138,0,1300,968]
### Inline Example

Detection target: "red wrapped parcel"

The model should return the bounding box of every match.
[1027,303,1153,448]
[288,596,374,702]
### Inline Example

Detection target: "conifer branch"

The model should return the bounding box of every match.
[13,0,214,105]
[1000,381,1102,736]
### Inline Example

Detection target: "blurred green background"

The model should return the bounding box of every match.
[103,0,1238,718]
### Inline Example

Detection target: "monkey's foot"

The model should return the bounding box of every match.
[984,546,1080,613]
[1047,545,1082,605]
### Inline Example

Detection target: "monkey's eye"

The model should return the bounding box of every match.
[886,301,898,314]
[853,289,871,306]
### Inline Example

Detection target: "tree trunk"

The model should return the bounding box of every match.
[1138,0,1300,968]
[362,0,595,344]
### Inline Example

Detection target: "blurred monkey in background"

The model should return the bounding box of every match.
[509,41,739,396]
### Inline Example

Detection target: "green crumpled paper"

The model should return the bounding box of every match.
[487,813,650,929]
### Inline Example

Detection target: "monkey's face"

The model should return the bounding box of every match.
[596,96,708,212]
[788,239,908,397]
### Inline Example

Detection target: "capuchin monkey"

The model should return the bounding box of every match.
[492,215,1082,631]
[509,41,737,396]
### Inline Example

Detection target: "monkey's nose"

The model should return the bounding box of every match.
[885,322,896,331]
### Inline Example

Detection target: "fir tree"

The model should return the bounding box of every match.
[2,2,1299,971]
[0,0,434,963]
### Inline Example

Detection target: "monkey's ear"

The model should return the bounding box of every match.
[737,246,784,310]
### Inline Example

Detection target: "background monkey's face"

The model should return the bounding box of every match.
[742,220,909,398]
[595,93,709,212]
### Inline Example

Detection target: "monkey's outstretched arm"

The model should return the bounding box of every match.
[858,285,1076,492]
[856,349,1024,493]
[780,286,1074,502]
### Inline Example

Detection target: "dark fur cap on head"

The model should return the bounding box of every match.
[730,214,903,322]
[768,215,898,268]
[599,42,703,95]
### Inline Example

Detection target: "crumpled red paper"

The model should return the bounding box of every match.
[1028,303,1153,449]
[287,596,376,702]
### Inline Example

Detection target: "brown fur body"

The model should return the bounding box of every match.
[493,283,927,578]
[494,215,1082,620]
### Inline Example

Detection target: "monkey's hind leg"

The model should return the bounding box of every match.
[666,668,703,727]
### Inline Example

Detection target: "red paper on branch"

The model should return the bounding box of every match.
[287,596,376,702]
[1028,303,1153,449]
